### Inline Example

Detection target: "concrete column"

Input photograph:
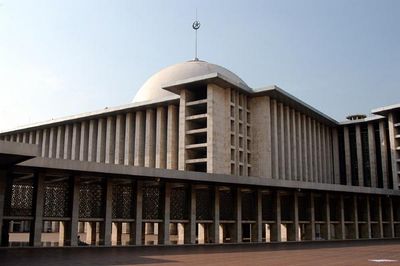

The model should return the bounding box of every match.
[389,197,395,238]
[325,127,332,183]
[155,107,167,169]
[63,125,72,160]
[307,118,313,182]
[316,123,322,182]
[22,132,28,143]
[388,113,399,189]
[296,112,302,180]
[184,184,196,244]
[343,127,352,185]
[49,127,57,158]
[368,124,378,187]
[321,125,327,183]
[325,193,331,240]
[42,128,50,157]
[134,181,143,245]
[41,128,50,157]
[250,96,272,178]
[366,196,372,238]
[85,222,92,243]
[105,116,116,164]
[332,128,340,184]
[312,120,318,182]
[159,183,171,245]
[56,125,65,159]
[291,109,298,180]
[294,191,300,241]
[102,178,113,246]
[115,114,125,164]
[166,105,178,169]
[124,112,135,165]
[79,120,89,161]
[178,91,188,171]
[88,120,98,162]
[278,103,285,180]
[302,115,308,182]
[134,111,145,166]
[254,189,263,242]
[355,125,364,187]
[379,121,389,189]
[96,118,107,163]
[211,186,220,243]
[67,176,79,246]
[234,187,242,243]
[30,173,45,246]
[378,197,384,238]
[271,99,279,179]
[28,131,35,144]
[353,195,359,239]
[145,109,156,168]
[177,223,184,244]
[0,170,7,246]
[339,195,345,240]
[310,192,315,240]
[284,106,291,180]
[272,191,282,242]
[71,123,81,160]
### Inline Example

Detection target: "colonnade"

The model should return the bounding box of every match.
[1,171,399,247]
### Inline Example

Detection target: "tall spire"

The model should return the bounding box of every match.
[192,9,201,61]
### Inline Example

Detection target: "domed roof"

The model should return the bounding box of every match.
[132,60,248,103]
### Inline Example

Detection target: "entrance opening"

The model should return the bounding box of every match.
[4,220,30,247]
[78,221,102,246]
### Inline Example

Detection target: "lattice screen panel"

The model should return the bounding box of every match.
[5,177,34,217]
[196,188,212,220]
[112,183,135,219]
[142,183,162,220]
[170,186,188,220]
[44,180,71,217]
[79,182,105,218]
[220,189,234,220]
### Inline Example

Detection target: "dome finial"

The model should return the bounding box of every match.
[192,9,201,61]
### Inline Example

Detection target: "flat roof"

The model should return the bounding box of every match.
[253,86,339,126]
[372,103,400,116]
[0,95,179,135]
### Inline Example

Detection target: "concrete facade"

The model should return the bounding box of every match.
[0,59,400,247]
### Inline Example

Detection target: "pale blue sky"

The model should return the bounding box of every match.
[0,0,399,131]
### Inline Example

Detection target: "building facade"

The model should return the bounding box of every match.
[0,59,399,247]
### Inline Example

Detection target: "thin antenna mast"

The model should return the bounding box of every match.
[192,9,201,60]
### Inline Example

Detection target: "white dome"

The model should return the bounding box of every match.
[133,60,248,103]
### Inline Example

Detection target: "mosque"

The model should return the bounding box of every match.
[0,57,399,247]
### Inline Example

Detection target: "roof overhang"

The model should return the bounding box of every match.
[339,115,385,125]
[253,86,339,126]
[372,103,400,116]
[162,72,253,95]
[0,141,39,168]
[16,157,400,196]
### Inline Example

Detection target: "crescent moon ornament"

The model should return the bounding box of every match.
[192,20,200,30]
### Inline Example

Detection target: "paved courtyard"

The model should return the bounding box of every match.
[1,240,400,266]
